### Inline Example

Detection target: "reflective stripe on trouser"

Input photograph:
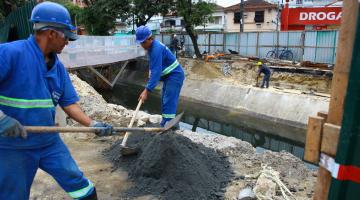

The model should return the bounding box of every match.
[0,138,94,200]
[161,60,179,76]
[0,95,54,109]
[160,78,183,127]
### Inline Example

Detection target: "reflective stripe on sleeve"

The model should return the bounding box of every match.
[0,95,54,109]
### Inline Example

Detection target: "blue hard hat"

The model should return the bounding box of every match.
[30,2,75,31]
[136,26,152,43]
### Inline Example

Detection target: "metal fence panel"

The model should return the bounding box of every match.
[158,30,338,64]
[225,33,240,53]
[316,31,337,63]
[259,32,276,46]
[239,32,257,57]
[278,32,289,46]
[304,31,318,62]
[163,35,171,46]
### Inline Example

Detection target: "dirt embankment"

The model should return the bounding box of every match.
[180,58,332,94]
[31,74,316,200]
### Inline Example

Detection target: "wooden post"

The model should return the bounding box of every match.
[327,0,358,126]
[313,0,359,199]
[208,33,211,53]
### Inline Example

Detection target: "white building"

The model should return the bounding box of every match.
[195,5,226,32]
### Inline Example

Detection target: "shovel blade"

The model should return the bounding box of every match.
[163,112,184,131]
[120,146,139,156]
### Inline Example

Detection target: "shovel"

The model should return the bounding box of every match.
[119,100,143,156]
[25,113,183,134]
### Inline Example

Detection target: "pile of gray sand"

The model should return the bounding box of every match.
[105,131,233,200]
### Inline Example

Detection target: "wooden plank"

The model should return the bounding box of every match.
[317,111,328,122]
[321,123,341,157]
[110,61,129,87]
[313,1,359,199]
[304,116,325,164]
[327,0,359,126]
[88,66,112,87]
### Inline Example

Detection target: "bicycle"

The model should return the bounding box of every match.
[266,47,294,61]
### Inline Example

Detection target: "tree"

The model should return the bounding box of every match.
[81,0,131,35]
[174,0,216,58]
[131,0,172,27]
[51,0,83,26]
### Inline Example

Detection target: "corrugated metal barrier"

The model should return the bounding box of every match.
[158,30,339,64]
[0,1,36,43]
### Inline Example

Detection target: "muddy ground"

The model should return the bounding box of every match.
[29,74,317,200]
[180,58,332,94]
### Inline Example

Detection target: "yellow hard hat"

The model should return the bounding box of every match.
[257,61,263,66]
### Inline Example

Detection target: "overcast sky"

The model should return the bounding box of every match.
[216,0,239,7]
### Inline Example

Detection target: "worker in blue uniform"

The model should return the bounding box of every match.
[136,26,185,128]
[256,61,271,88]
[0,2,113,200]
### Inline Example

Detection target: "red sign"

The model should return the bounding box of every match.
[284,7,342,25]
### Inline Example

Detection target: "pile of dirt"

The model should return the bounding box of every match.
[106,131,232,200]
[68,74,162,128]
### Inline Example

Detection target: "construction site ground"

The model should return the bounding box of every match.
[30,74,319,200]
[179,57,332,95]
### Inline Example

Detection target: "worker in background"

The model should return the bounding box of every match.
[0,2,112,199]
[170,34,179,57]
[136,26,184,129]
[256,61,271,88]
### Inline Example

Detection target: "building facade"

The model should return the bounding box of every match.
[224,0,278,32]
[281,0,342,31]
[194,5,226,32]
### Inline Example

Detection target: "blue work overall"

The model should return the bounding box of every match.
[146,39,185,126]
[0,36,94,199]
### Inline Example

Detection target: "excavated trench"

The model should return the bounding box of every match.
[76,58,329,161]
[64,73,317,199]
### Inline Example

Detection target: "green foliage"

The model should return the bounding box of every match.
[81,0,130,35]
[62,2,83,25]
[174,0,216,57]
[50,0,83,25]
[175,0,216,28]
[131,0,172,26]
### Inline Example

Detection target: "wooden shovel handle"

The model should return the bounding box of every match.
[121,100,143,146]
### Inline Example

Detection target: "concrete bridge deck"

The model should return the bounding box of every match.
[59,35,145,70]
[59,35,145,87]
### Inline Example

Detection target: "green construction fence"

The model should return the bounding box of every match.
[0,0,36,43]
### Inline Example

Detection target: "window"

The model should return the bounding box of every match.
[181,20,185,26]
[165,20,176,27]
[254,11,264,23]
[213,16,222,24]
[234,12,241,24]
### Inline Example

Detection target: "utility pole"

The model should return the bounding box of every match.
[276,0,280,52]
[240,0,244,32]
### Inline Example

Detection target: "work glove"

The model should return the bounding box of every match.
[91,121,113,137]
[0,112,27,139]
